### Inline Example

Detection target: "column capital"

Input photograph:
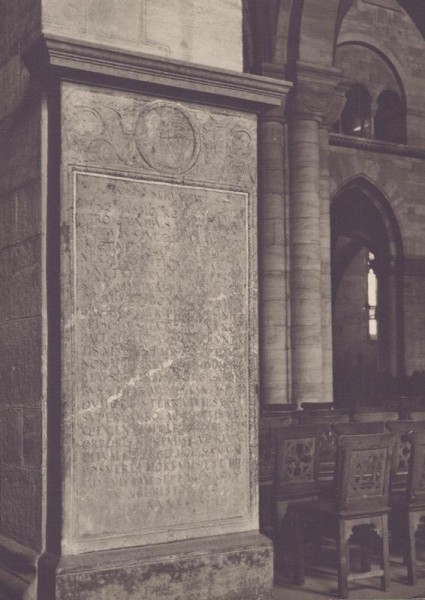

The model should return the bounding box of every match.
[290,61,349,125]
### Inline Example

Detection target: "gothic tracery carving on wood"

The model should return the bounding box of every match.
[349,449,386,497]
[282,440,314,481]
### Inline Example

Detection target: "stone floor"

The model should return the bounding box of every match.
[271,540,425,600]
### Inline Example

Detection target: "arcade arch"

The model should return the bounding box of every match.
[331,177,404,407]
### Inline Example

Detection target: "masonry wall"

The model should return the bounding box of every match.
[338,0,425,147]
[41,0,243,72]
[0,1,44,550]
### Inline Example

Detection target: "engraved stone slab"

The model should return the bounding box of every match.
[67,172,253,549]
[135,102,200,174]
[61,85,258,554]
[62,88,256,190]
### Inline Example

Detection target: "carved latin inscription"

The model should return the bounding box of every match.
[72,172,250,541]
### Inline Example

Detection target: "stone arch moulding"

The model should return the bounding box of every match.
[331,174,405,378]
[330,174,404,260]
[336,35,411,103]
[335,44,405,109]
[273,0,350,73]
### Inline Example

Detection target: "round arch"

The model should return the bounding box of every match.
[336,35,411,103]
[331,176,404,408]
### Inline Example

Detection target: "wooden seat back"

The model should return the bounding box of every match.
[259,416,293,483]
[409,411,425,422]
[335,432,396,514]
[300,401,334,412]
[262,403,298,415]
[386,420,425,492]
[298,414,350,483]
[352,411,398,423]
[407,430,425,507]
[332,421,385,437]
[301,406,350,418]
[274,425,322,499]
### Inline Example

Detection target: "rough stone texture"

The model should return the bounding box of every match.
[41,0,243,72]
[0,466,42,549]
[54,534,273,600]
[60,84,258,554]
[0,0,44,553]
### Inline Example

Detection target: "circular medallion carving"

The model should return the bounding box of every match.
[73,108,104,138]
[136,103,200,174]
[228,129,252,158]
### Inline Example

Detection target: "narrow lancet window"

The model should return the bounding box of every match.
[367,251,378,340]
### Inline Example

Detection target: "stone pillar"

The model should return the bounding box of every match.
[288,115,323,404]
[288,64,346,406]
[258,106,291,406]
[0,5,292,599]
[319,126,334,403]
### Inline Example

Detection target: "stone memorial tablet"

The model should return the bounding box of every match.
[61,87,258,553]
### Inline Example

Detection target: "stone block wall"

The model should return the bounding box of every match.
[41,0,243,71]
[0,0,44,552]
[59,83,259,555]
[338,0,425,147]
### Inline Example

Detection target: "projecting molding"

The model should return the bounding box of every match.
[330,134,425,159]
[24,35,292,110]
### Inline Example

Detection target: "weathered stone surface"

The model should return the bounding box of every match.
[54,534,273,600]
[1,408,23,466]
[0,317,42,407]
[62,88,256,189]
[10,236,42,320]
[23,408,43,469]
[70,173,250,544]
[0,104,41,197]
[0,3,44,560]
[0,181,42,252]
[0,465,42,549]
[61,84,258,553]
[42,0,243,72]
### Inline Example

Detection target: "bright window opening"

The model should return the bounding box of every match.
[333,84,373,138]
[367,251,378,340]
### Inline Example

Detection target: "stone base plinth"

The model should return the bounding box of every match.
[39,533,273,600]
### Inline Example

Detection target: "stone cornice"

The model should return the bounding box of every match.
[329,133,425,159]
[23,35,292,111]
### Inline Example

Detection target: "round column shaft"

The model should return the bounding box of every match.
[289,117,323,404]
[259,110,290,405]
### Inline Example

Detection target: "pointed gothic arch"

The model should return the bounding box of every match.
[331,176,404,407]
